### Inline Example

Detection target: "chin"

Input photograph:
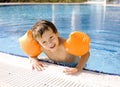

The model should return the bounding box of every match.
[50,47,58,52]
[50,48,57,52]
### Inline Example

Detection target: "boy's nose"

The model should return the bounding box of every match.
[48,39,53,44]
[48,41,52,45]
[48,41,54,47]
[49,42,53,47]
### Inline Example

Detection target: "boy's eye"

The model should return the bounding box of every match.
[42,41,46,44]
[50,36,53,39]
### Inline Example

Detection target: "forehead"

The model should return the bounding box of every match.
[43,29,53,36]
[45,28,54,35]
[38,29,53,40]
[40,27,53,37]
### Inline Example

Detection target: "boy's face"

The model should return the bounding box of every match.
[37,28,59,52]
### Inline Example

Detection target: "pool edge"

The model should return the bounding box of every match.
[0,52,120,87]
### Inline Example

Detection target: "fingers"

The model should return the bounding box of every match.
[63,68,73,74]
[63,68,79,75]
[36,66,43,71]
[32,62,46,71]
[32,66,35,70]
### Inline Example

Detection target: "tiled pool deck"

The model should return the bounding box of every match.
[0,52,120,87]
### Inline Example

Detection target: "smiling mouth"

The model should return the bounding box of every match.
[50,44,56,49]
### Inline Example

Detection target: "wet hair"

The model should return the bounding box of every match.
[31,20,58,39]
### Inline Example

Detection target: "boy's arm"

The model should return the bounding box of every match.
[64,52,90,74]
[76,51,90,72]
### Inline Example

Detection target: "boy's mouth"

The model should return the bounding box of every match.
[50,44,56,49]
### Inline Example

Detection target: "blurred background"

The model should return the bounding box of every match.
[0,0,120,4]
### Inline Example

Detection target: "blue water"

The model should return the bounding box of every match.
[0,4,120,75]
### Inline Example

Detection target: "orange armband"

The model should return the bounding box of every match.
[64,31,90,56]
[19,30,42,58]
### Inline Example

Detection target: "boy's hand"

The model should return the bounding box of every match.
[63,67,82,74]
[30,58,45,71]
[64,52,89,75]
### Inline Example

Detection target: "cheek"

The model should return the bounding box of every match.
[40,43,48,48]
[50,37,58,44]
[41,44,50,50]
[54,38,59,46]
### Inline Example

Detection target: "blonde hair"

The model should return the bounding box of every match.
[31,20,58,39]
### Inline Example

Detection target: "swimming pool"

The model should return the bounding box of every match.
[0,4,120,75]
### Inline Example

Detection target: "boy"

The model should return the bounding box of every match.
[21,20,90,74]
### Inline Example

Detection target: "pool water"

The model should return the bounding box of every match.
[0,4,120,75]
